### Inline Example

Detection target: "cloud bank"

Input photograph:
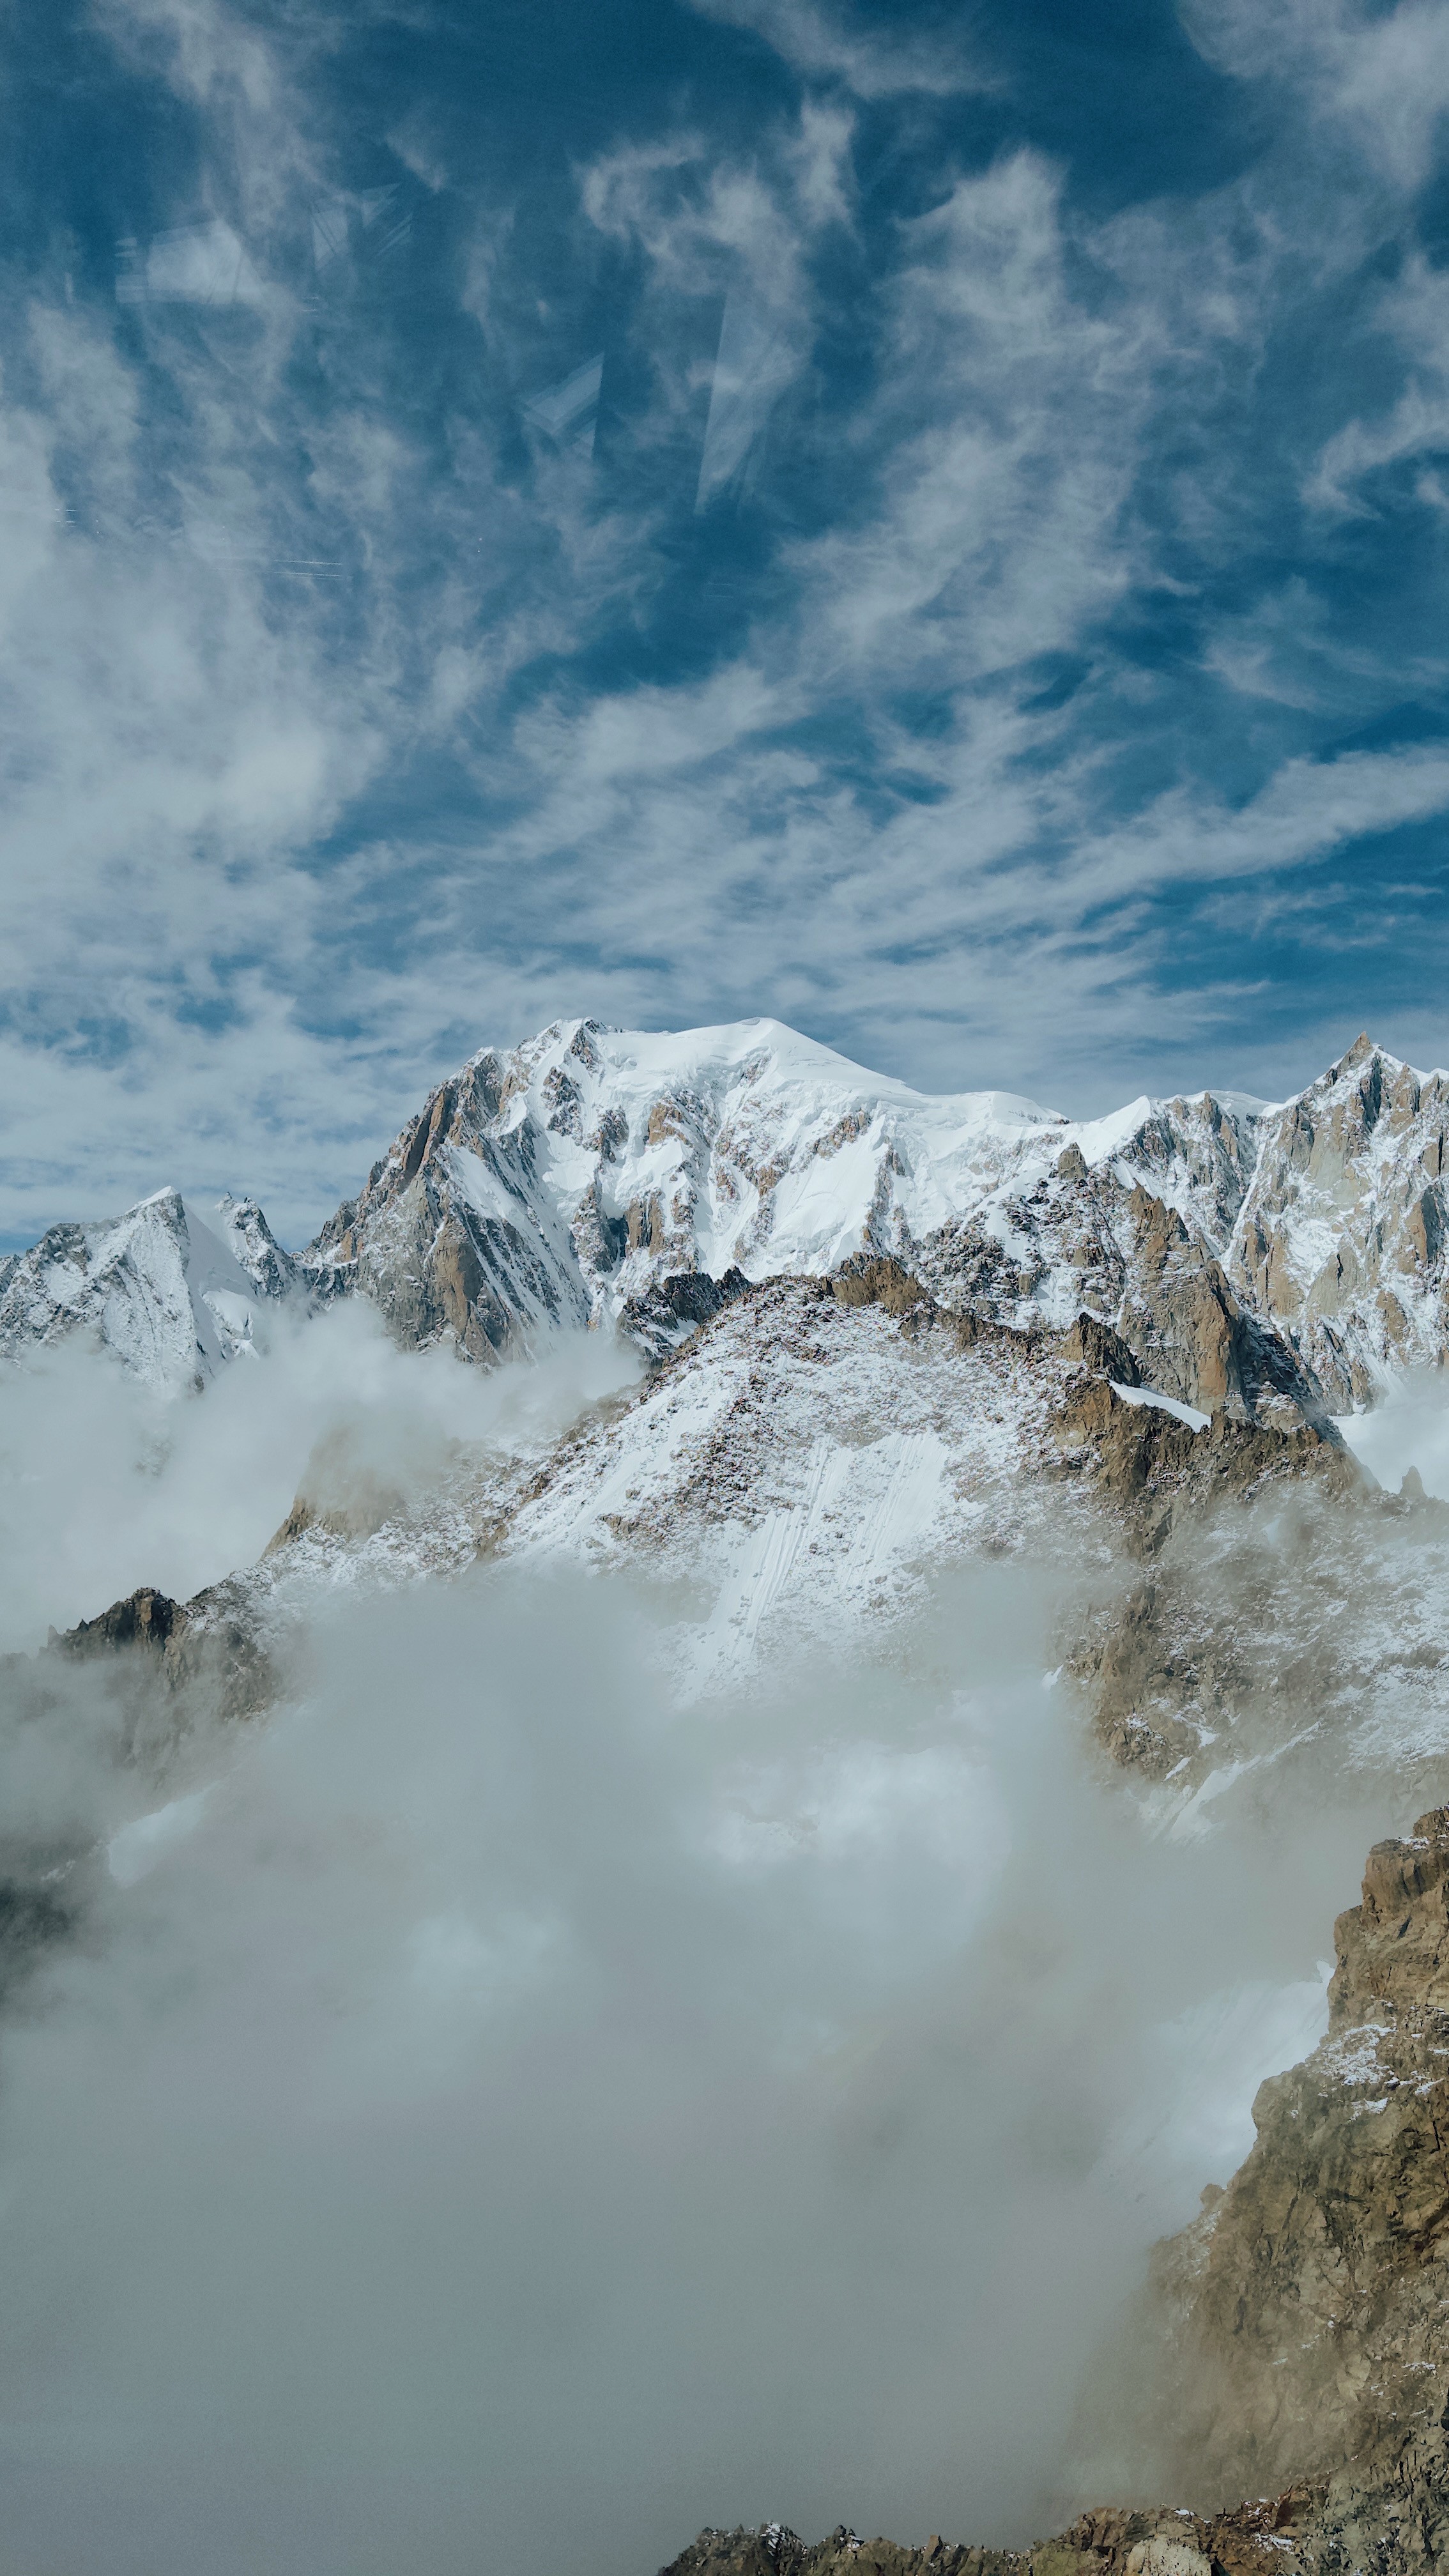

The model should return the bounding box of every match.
[0,1538,1381,2575]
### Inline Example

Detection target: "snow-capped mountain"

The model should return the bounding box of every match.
[0,1188,302,1389]
[298,1017,1446,1421]
[298,1014,1204,1345]
[3,1020,1444,1411]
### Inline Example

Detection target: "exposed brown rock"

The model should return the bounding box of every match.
[1050,1364,1356,1551]
[830,1255,937,1317]
[50,1581,272,1733]
[1112,1187,1325,1431]
[656,2496,1323,2576]
[1059,1315,1141,1385]
[1054,1382,1373,1776]
[1122,1809,1449,2558]
[53,1585,181,1657]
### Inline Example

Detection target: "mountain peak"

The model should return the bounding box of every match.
[0,1187,303,1390]
[4,1019,1447,1409]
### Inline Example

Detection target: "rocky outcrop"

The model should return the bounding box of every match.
[620,1265,752,1361]
[1050,1355,1354,1535]
[0,1582,275,2002]
[657,2501,1317,2576]
[50,1579,272,1742]
[214,1193,303,1305]
[1111,1186,1324,1431]
[1143,1807,1449,2538]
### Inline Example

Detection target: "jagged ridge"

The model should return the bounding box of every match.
[3,1022,1445,1411]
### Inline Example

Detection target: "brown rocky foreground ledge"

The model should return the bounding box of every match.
[659,1811,1449,2576]
[659,2498,1313,2576]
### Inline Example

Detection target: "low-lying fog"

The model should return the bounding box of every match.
[0,1322,1429,2576]
[0,1306,642,1653]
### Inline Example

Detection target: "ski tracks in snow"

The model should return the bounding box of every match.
[682,1428,948,1696]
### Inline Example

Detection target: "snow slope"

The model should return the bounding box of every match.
[197,1274,1101,1718]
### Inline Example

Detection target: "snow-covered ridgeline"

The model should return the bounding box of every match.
[2,1019,1444,1404]
[299,1016,1284,1388]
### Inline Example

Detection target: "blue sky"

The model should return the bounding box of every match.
[3,0,1449,1243]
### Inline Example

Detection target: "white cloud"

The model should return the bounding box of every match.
[686,0,990,100]
[1180,0,1449,190]
[1307,254,1449,512]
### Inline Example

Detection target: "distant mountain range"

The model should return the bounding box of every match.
[3,1019,1445,1413]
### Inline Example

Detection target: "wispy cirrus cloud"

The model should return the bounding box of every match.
[683,0,990,100]
[1179,0,1449,187]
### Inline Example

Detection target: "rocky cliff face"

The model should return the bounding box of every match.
[298,1043,594,1359]
[1143,1807,1449,2545]
[1228,1035,1449,1407]
[50,1579,272,1740]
